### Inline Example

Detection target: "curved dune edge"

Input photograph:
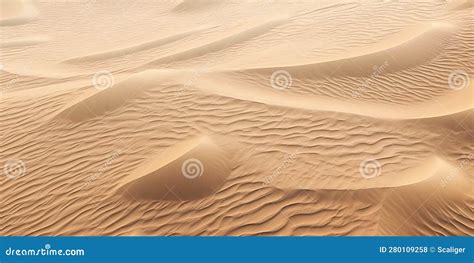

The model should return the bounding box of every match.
[196,74,474,120]
[172,0,220,12]
[416,108,474,131]
[234,22,456,76]
[377,156,472,235]
[347,156,456,190]
[142,16,289,66]
[53,70,472,123]
[53,70,183,122]
[0,35,47,48]
[117,136,231,201]
[274,156,459,191]
[62,25,217,64]
[0,0,38,26]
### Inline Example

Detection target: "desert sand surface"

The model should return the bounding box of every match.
[0,0,473,236]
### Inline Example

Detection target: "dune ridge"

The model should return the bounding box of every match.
[53,70,185,122]
[141,17,289,67]
[52,69,473,123]
[234,22,457,76]
[172,0,221,12]
[63,26,217,64]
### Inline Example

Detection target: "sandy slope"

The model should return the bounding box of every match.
[0,0,473,236]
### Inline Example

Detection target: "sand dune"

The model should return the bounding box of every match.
[0,0,472,236]
[236,22,456,77]
[378,157,473,235]
[118,137,230,201]
[63,26,217,64]
[195,73,474,119]
[53,70,186,122]
[418,109,474,132]
[53,69,473,122]
[309,157,458,190]
[142,17,289,66]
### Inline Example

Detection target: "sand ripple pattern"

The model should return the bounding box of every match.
[0,0,472,236]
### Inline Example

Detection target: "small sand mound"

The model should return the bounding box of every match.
[54,70,184,122]
[118,137,231,201]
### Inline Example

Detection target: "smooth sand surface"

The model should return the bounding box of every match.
[0,0,472,236]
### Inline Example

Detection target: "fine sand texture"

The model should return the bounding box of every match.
[0,0,473,236]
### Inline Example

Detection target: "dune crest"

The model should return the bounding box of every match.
[54,69,473,123]
[172,0,220,12]
[195,74,473,119]
[53,70,185,122]
[239,22,456,77]
[377,156,473,235]
[143,17,289,66]
[63,26,217,63]
[118,137,231,201]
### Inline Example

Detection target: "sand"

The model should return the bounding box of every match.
[0,0,472,236]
